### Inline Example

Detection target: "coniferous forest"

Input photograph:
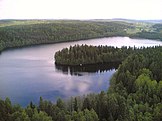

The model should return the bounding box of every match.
[55,45,136,66]
[0,20,130,52]
[1,0,162,121]
[0,20,162,52]
[1,45,162,121]
[0,20,162,121]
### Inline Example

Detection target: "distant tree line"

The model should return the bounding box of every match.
[130,31,162,40]
[0,20,131,52]
[1,20,162,53]
[1,46,162,121]
[130,23,162,40]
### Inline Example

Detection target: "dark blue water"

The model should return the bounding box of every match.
[0,37,162,107]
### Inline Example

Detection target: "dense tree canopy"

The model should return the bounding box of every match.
[55,45,136,66]
[1,20,162,121]
[0,20,162,52]
[1,46,162,121]
[0,20,131,52]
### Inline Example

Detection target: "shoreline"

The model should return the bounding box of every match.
[0,35,161,53]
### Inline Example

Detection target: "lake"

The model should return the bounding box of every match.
[0,37,162,107]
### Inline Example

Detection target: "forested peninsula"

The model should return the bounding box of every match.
[1,46,162,121]
[1,19,162,121]
[55,45,137,66]
[0,20,162,52]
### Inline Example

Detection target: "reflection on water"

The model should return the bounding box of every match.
[0,37,162,106]
[55,62,120,76]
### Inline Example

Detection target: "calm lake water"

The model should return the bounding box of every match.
[0,37,162,106]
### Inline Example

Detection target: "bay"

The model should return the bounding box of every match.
[0,37,161,106]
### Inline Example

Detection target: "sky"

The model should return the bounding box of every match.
[0,0,162,20]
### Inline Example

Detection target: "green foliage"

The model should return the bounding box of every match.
[71,109,99,121]
[0,20,162,53]
[0,35,162,120]
[11,110,30,121]
[31,110,52,121]
[110,46,162,121]
[55,45,136,66]
[131,31,162,40]
[0,98,52,121]
[0,20,132,52]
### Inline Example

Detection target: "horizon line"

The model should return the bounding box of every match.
[0,18,162,21]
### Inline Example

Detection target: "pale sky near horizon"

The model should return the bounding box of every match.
[0,0,162,20]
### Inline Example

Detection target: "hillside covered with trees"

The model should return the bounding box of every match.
[0,20,162,53]
[0,20,162,120]
[1,46,162,121]
[0,20,130,52]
